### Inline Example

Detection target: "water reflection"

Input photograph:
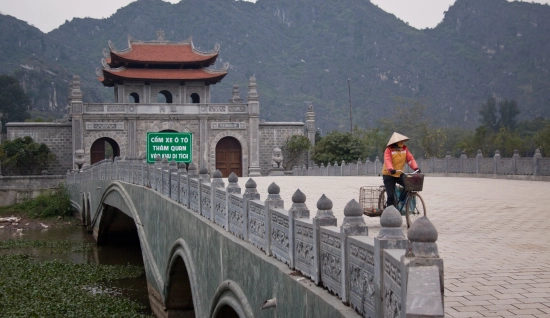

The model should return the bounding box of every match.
[0,226,151,314]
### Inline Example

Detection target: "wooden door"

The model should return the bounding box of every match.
[216,137,242,177]
[90,139,105,164]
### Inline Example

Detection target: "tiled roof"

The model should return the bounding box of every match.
[99,68,227,85]
[110,43,218,65]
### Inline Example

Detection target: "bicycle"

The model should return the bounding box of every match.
[359,170,426,228]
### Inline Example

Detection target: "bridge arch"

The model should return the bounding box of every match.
[96,182,164,290]
[210,280,254,318]
[210,131,249,177]
[165,238,202,317]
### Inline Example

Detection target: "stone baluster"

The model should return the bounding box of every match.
[313,194,337,285]
[340,199,368,304]
[288,189,309,269]
[199,166,210,183]
[177,163,187,205]
[375,206,408,317]
[475,149,483,174]
[168,159,178,199]
[512,149,520,175]
[444,151,451,173]
[227,172,240,194]
[187,163,200,213]
[374,156,380,175]
[242,178,260,241]
[160,157,169,195]
[403,217,444,317]
[152,155,161,190]
[460,150,467,173]
[265,182,283,256]
[187,162,198,178]
[212,169,226,228]
[533,148,542,176]
[494,150,501,174]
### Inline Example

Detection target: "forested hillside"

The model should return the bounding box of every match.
[0,0,548,131]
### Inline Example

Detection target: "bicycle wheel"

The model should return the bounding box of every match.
[377,188,387,213]
[405,192,426,228]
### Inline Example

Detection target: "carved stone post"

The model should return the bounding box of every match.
[374,156,380,175]
[227,172,240,194]
[247,75,261,177]
[229,82,243,103]
[312,194,337,285]
[289,189,309,269]
[69,75,84,167]
[242,178,260,241]
[444,151,451,173]
[168,159,178,198]
[340,199,368,304]
[402,217,444,317]
[475,149,482,174]
[306,102,316,167]
[212,169,225,226]
[265,182,283,256]
[375,206,408,317]
[533,148,542,176]
[460,150,467,173]
[494,150,501,174]
[512,149,520,175]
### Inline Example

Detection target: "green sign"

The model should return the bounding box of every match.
[146,132,193,163]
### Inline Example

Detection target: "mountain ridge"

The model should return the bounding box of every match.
[0,0,548,131]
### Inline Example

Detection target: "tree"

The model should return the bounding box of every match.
[281,135,311,170]
[479,97,499,132]
[419,126,447,158]
[0,75,31,132]
[311,131,366,165]
[498,99,520,130]
[0,136,56,175]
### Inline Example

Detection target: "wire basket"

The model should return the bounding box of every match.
[404,174,424,192]
[359,186,384,215]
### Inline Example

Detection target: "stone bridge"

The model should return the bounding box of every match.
[66,157,445,318]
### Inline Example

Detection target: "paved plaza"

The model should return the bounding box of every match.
[233,175,550,317]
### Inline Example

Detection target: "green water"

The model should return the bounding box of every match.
[0,226,152,316]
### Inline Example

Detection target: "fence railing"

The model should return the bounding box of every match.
[293,149,548,177]
[67,157,445,317]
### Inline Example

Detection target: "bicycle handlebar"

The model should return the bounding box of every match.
[395,169,420,175]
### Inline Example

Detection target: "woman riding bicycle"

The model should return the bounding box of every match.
[381,132,421,208]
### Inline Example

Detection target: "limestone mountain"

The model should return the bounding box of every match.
[0,0,548,131]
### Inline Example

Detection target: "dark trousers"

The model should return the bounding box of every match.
[383,174,406,207]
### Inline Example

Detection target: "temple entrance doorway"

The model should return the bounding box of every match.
[90,137,120,164]
[215,137,242,177]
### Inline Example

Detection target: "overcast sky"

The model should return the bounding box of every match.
[0,0,549,33]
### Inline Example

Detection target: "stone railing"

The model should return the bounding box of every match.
[67,157,445,317]
[293,148,549,177]
[83,103,248,115]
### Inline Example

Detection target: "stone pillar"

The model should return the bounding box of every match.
[199,166,210,183]
[306,102,316,167]
[265,182,283,256]
[494,150,501,174]
[512,149,520,175]
[402,217,444,317]
[288,189,309,269]
[444,151,451,173]
[374,156,380,175]
[69,75,84,167]
[340,199,368,304]
[199,115,208,168]
[460,150,467,173]
[211,169,224,189]
[229,82,243,103]
[168,159,178,198]
[226,172,240,194]
[374,206,408,317]
[247,75,261,177]
[533,148,542,176]
[242,178,260,241]
[128,119,137,157]
[312,194,337,285]
[475,149,483,174]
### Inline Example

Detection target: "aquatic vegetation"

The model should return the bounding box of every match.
[0,239,94,254]
[0,254,150,317]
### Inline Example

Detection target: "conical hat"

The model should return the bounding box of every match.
[386,132,409,147]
